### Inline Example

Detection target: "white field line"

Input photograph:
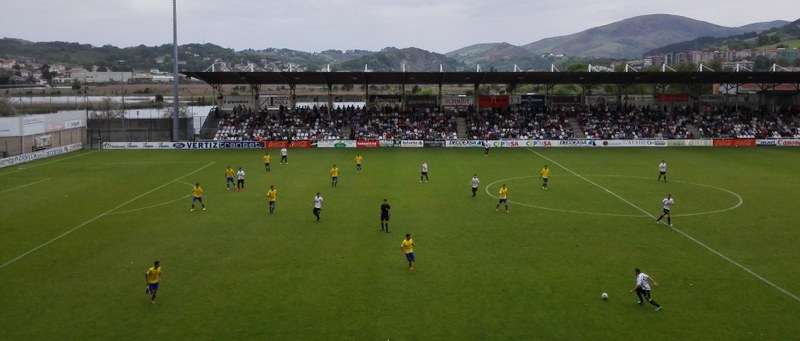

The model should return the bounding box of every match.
[0,161,216,270]
[107,195,191,215]
[0,150,98,176]
[527,149,800,303]
[0,178,51,194]
[483,174,742,218]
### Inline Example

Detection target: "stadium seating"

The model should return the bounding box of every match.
[211,104,800,141]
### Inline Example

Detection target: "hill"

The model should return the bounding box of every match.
[645,18,800,55]
[0,15,792,74]
[521,14,787,58]
[335,47,464,72]
[445,42,545,71]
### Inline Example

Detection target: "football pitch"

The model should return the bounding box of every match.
[1,147,799,339]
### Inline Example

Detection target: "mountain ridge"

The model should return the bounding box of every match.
[0,14,793,74]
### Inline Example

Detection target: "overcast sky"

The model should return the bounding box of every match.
[2,0,798,54]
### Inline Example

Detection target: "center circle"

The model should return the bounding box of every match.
[484,175,743,218]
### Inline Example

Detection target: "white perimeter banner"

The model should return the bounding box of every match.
[400,140,424,148]
[666,140,713,147]
[756,139,778,146]
[0,143,82,168]
[316,140,356,148]
[102,141,264,149]
[596,140,666,147]
[445,140,484,147]
[480,139,665,148]
[483,140,592,148]
[777,139,800,147]
[103,142,176,150]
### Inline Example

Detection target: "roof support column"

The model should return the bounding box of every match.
[544,84,555,110]
[289,85,296,111]
[473,84,479,112]
[365,82,370,108]
[250,84,261,110]
[327,84,334,113]
[401,83,406,111]
[615,84,628,110]
[437,84,443,111]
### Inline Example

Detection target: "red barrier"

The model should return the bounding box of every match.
[264,140,313,149]
[656,94,689,103]
[356,140,379,148]
[712,139,756,147]
[478,95,509,108]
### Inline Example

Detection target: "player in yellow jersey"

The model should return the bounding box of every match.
[145,261,162,304]
[191,183,205,211]
[355,154,364,173]
[263,152,271,172]
[495,184,509,213]
[224,166,235,191]
[400,234,417,270]
[267,185,277,214]
[540,165,551,190]
[330,164,340,187]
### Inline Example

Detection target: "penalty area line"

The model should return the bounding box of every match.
[0,178,51,194]
[0,161,216,271]
[526,148,800,303]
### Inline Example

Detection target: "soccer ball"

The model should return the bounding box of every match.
[601,292,608,300]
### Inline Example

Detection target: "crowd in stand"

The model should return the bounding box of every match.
[214,105,348,141]
[693,107,800,138]
[465,109,575,140]
[577,105,694,140]
[213,103,800,141]
[351,106,458,140]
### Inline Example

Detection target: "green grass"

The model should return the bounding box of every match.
[763,39,800,49]
[2,147,800,339]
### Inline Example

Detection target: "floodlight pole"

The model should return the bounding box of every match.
[172,0,180,141]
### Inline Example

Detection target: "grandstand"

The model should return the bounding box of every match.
[203,103,799,142]
[184,71,799,142]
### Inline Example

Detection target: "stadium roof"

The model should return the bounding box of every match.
[182,71,800,87]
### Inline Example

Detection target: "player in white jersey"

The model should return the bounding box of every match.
[236,167,246,192]
[629,268,662,311]
[656,194,674,226]
[313,192,324,222]
[658,160,667,182]
[280,147,288,164]
[471,174,480,197]
[420,162,429,183]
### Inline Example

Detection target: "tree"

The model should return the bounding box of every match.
[566,64,588,72]
[39,64,54,84]
[753,55,771,71]
[162,103,190,118]
[88,98,123,119]
[71,79,82,90]
[0,70,11,84]
[0,97,18,117]
[757,34,770,46]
